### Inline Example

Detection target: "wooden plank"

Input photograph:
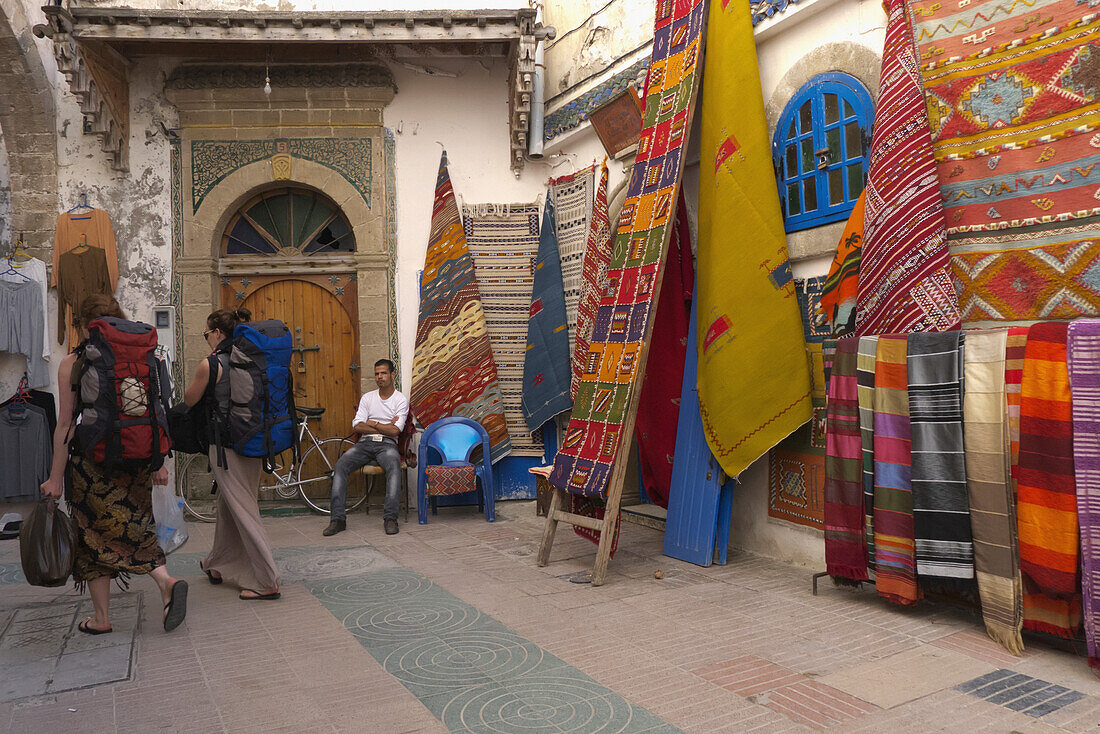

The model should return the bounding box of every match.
[550,510,604,533]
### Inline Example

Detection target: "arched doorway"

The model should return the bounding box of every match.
[219,187,361,488]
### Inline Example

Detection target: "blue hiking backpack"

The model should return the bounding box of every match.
[223,320,298,472]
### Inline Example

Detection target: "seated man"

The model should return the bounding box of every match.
[323,359,408,537]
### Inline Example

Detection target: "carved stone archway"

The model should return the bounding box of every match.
[0,0,57,257]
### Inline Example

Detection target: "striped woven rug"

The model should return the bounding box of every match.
[549,165,596,359]
[464,204,544,455]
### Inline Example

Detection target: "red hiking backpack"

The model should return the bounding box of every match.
[71,317,172,472]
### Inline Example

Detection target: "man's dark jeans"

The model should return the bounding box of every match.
[330,437,401,521]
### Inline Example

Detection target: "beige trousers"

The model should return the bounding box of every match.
[205,447,280,591]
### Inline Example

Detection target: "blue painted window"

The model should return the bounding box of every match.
[773,73,873,232]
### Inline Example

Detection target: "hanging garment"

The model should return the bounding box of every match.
[635,194,694,509]
[0,280,49,388]
[548,164,596,358]
[549,0,706,498]
[1066,320,1100,669]
[873,334,921,606]
[695,0,811,480]
[572,162,612,400]
[908,331,972,580]
[521,197,573,431]
[0,388,56,437]
[409,152,511,463]
[1005,327,1028,479]
[56,245,112,347]
[1018,322,1083,638]
[0,405,51,502]
[822,339,837,398]
[819,191,865,337]
[856,336,878,561]
[0,256,49,358]
[962,329,1024,655]
[464,202,543,456]
[855,0,959,335]
[824,336,867,582]
[52,208,119,289]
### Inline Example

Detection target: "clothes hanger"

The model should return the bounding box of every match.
[70,233,90,253]
[7,374,30,422]
[0,251,31,281]
[67,192,94,219]
[10,232,31,263]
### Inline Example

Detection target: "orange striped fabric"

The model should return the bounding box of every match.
[1017,322,1082,637]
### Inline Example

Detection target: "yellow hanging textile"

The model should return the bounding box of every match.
[696,0,812,478]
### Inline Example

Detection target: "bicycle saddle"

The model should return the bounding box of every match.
[296,406,325,417]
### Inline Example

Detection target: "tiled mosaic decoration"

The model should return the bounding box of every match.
[955,669,1086,717]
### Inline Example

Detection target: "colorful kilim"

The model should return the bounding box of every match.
[908,331,973,579]
[549,165,597,359]
[410,152,511,464]
[573,162,613,400]
[857,336,878,560]
[874,334,922,606]
[425,464,477,497]
[1005,326,1028,479]
[635,194,694,509]
[962,329,1024,656]
[905,0,1100,324]
[819,190,865,336]
[549,0,707,498]
[824,337,868,581]
[464,203,544,456]
[856,0,960,335]
[795,277,830,344]
[1066,319,1100,668]
[521,199,573,431]
[1018,322,1083,637]
[696,0,812,481]
[769,449,826,530]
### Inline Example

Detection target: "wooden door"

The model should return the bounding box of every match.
[229,277,360,448]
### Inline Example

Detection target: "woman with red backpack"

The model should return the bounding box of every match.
[40,294,188,635]
[181,308,281,601]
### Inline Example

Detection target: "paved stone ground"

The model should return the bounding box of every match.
[1,501,1098,733]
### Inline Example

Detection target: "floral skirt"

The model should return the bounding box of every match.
[67,455,165,587]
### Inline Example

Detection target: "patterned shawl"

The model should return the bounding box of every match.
[1005,327,1028,478]
[819,190,865,337]
[572,162,612,400]
[410,152,511,462]
[521,198,573,431]
[855,0,959,336]
[1018,322,1082,637]
[962,329,1024,656]
[873,334,921,606]
[908,331,972,580]
[549,165,596,357]
[1066,320,1100,668]
[824,336,867,582]
[857,336,877,561]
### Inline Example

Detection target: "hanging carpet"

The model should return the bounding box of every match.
[464,202,544,456]
[695,0,812,481]
[1018,322,1083,638]
[962,329,1024,656]
[549,0,707,498]
[410,152,511,463]
[903,0,1100,324]
[521,198,573,431]
[856,0,960,336]
[819,191,865,337]
[1067,320,1100,668]
[824,336,868,582]
[857,336,878,560]
[549,165,596,360]
[573,162,614,400]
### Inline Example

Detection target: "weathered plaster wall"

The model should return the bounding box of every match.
[0,123,10,249]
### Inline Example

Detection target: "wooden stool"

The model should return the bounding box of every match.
[359,461,410,522]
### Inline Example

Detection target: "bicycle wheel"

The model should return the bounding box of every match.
[176,453,217,522]
[296,438,372,514]
[260,447,299,500]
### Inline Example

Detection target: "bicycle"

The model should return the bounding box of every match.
[176,406,371,522]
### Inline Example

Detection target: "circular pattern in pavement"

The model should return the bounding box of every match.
[311,570,434,605]
[278,547,395,583]
[343,597,480,644]
[383,631,545,687]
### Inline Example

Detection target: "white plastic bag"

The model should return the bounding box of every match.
[152,484,189,554]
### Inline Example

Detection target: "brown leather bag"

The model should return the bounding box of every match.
[19,498,76,587]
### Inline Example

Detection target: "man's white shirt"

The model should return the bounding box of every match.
[352,389,409,440]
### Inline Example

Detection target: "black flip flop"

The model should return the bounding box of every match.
[163,580,188,632]
[200,560,222,585]
[239,589,281,601]
[77,618,112,635]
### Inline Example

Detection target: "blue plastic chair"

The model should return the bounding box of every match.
[417,417,495,525]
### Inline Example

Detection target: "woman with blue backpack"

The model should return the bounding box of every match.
[39,294,188,634]
[181,308,281,601]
